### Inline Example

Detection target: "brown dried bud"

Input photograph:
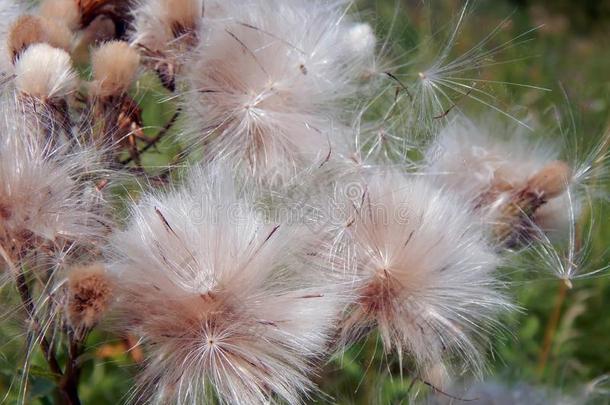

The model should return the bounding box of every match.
[8,15,73,62]
[66,263,113,333]
[165,0,203,38]
[40,0,81,31]
[79,0,134,38]
[526,160,572,199]
[8,15,46,61]
[90,41,140,97]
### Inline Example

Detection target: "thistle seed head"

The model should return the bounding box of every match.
[14,43,78,101]
[90,40,140,98]
[8,15,72,62]
[66,262,114,333]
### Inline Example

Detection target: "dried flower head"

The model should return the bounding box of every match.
[181,0,374,183]
[131,0,203,89]
[8,15,73,62]
[132,0,202,48]
[39,0,81,31]
[90,40,140,98]
[108,165,345,404]
[332,169,509,385]
[0,99,107,270]
[14,43,78,101]
[78,0,134,38]
[0,0,24,72]
[425,117,576,246]
[66,262,113,334]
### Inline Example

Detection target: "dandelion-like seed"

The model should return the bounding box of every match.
[408,5,545,131]
[108,165,346,404]
[334,169,509,385]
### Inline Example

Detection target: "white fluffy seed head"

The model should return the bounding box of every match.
[343,22,376,61]
[331,168,509,385]
[181,0,374,184]
[107,164,346,404]
[14,43,78,100]
[91,40,140,97]
[425,117,575,243]
[0,98,108,270]
[131,0,203,52]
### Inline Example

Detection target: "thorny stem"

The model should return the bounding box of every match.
[120,109,181,166]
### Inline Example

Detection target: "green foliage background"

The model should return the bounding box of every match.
[1,0,609,403]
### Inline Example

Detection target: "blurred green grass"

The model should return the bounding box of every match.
[1,1,609,403]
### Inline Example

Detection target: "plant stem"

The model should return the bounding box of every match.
[15,271,63,378]
[120,109,181,165]
[15,271,81,404]
[536,278,569,377]
[60,331,83,405]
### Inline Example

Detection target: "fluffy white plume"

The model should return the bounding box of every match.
[0,96,107,270]
[131,0,203,52]
[180,0,375,183]
[425,117,575,244]
[330,168,509,385]
[130,0,205,90]
[107,165,347,404]
[343,23,376,60]
[14,43,77,100]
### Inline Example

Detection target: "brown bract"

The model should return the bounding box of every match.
[78,0,134,38]
[8,15,73,62]
[40,0,81,31]
[526,160,572,199]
